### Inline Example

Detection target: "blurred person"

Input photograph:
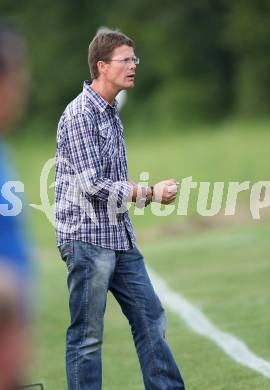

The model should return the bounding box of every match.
[0,266,28,390]
[0,22,31,389]
[0,23,29,269]
[56,28,185,389]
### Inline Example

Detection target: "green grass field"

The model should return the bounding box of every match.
[31,221,270,390]
[10,119,270,389]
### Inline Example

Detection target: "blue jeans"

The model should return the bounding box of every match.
[59,240,185,390]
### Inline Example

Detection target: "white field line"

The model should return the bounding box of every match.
[148,267,270,379]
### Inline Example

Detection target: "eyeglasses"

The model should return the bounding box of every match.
[106,56,140,65]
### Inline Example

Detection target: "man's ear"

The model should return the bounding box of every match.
[96,60,107,76]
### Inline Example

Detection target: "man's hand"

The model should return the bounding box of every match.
[128,178,179,206]
[153,179,179,205]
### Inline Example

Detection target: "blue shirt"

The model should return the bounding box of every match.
[0,141,30,276]
[55,81,136,250]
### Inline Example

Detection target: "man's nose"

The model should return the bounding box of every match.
[130,61,136,71]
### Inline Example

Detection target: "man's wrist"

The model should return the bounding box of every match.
[130,184,137,203]
[133,185,145,208]
[131,184,154,207]
[145,185,154,206]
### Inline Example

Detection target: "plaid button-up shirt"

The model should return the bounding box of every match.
[55,80,136,250]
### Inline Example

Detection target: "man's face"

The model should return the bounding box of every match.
[102,45,137,91]
[0,67,29,133]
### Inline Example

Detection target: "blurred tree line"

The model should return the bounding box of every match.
[1,0,270,132]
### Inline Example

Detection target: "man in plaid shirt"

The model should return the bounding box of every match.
[56,28,185,390]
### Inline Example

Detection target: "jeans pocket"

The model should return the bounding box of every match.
[59,241,74,272]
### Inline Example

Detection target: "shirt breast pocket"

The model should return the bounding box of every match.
[99,127,118,159]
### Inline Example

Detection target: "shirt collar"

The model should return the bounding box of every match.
[83,80,118,113]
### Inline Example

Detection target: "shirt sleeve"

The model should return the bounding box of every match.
[63,114,131,208]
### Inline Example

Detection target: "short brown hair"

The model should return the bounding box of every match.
[88,28,134,79]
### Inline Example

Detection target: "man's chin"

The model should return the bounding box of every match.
[116,81,135,92]
[124,81,135,89]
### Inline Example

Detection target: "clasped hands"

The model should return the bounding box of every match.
[130,179,179,208]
